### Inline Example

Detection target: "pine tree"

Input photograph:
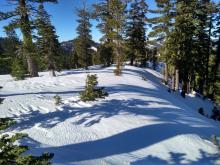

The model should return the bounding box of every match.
[0,0,58,77]
[109,0,127,75]
[213,2,220,103]
[193,0,215,95]
[0,28,21,75]
[75,4,93,69]
[165,0,197,95]
[126,0,148,67]
[0,87,54,164]
[149,0,175,85]
[11,59,26,80]
[93,0,114,66]
[72,48,79,69]
[35,3,61,76]
[80,74,108,101]
[98,43,113,66]
[0,86,4,104]
[0,120,54,164]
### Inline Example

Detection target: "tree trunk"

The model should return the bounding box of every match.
[171,67,175,91]
[205,13,213,88]
[26,56,38,77]
[175,69,179,91]
[213,35,220,101]
[164,63,168,85]
[181,80,187,98]
[19,0,38,77]
[49,70,56,77]
[130,55,134,66]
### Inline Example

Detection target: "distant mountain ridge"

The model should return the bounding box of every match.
[61,39,99,53]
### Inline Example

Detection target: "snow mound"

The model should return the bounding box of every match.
[0,65,220,165]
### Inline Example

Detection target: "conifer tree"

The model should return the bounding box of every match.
[35,3,61,76]
[193,0,215,95]
[72,48,79,69]
[165,0,197,95]
[75,4,93,69]
[93,0,114,66]
[213,3,220,102]
[0,86,4,104]
[0,0,58,77]
[98,43,113,66]
[149,0,175,85]
[11,59,26,80]
[109,0,127,75]
[0,28,20,74]
[126,0,148,67]
[80,74,108,101]
[0,86,54,164]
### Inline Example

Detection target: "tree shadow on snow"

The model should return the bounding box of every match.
[23,122,220,164]
[131,150,220,165]
[3,71,219,164]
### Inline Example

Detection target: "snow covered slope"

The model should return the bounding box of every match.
[0,66,220,165]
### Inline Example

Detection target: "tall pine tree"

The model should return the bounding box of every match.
[165,0,197,95]
[193,0,214,95]
[0,27,21,75]
[212,2,220,102]
[75,3,92,70]
[0,0,58,77]
[126,0,148,67]
[109,0,127,75]
[93,0,114,66]
[35,3,61,76]
[149,0,175,85]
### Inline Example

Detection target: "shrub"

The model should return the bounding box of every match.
[211,135,218,145]
[0,86,4,104]
[211,135,220,150]
[142,76,147,81]
[53,95,62,105]
[0,100,53,164]
[11,59,26,80]
[114,67,122,76]
[181,91,186,98]
[80,74,108,102]
[211,106,220,121]
[198,107,204,116]
[0,98,4,104]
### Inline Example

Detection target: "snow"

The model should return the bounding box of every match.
[0,65,220,165]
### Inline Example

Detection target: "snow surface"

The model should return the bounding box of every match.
[0,65,220,165]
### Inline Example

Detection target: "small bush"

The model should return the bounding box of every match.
[114,68,122,76]
[53,95,62,105]
[167,88,171,93]
[211,135,218,145]
[181,91,186,98]
[211,135,220,150]
[0,118,54,164]
[198,107,204,116]
[142,76,147,81]
[0,86,4,104]
[80,74,108,102]
[11,59,26,80]
[0,98,4,104]
[211,106,220,121]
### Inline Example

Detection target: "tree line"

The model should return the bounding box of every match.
[0,0,220,103]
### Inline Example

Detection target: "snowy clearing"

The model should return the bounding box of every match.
[0,65,220,165]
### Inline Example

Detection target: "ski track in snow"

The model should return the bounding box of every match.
[0,65,220,165]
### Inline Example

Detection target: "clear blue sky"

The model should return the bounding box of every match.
[0,0,157,42]
[0,0,218,42]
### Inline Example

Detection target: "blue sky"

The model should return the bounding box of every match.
[0,0,157,42]
[0,0,218,42]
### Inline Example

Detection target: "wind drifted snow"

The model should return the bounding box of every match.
[0,66,219,165]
